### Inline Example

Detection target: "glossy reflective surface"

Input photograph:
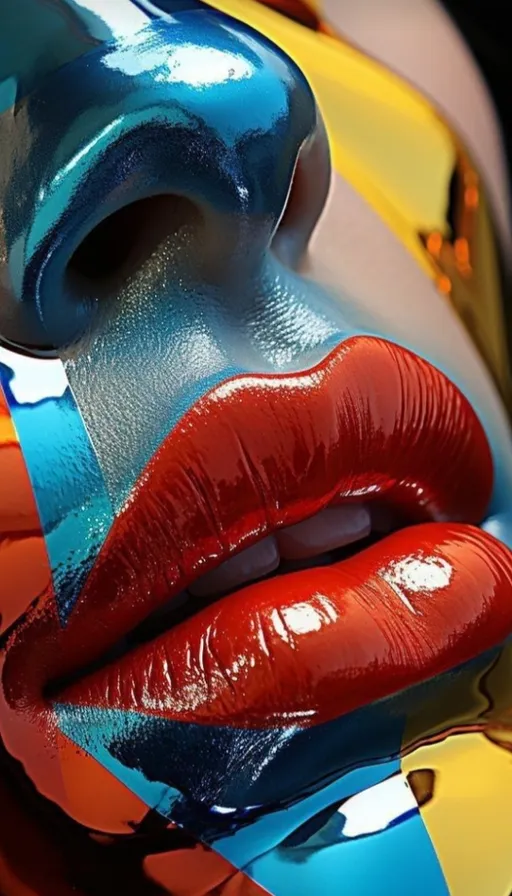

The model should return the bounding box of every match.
[0,347,114,627]
[0,372,51,635]
[214,0,512,413]
[0,1,314,355]
[1,1,512,895]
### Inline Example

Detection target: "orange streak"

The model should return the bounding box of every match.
[0,386,51,633]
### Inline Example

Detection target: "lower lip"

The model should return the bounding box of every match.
[59,522,512,728]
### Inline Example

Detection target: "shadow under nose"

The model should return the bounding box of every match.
[1,7,319,351]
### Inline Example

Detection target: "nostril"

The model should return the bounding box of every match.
[68,204,140,286]
[65,194,202,304]
[273,110,331,269]
[3,10,320,353]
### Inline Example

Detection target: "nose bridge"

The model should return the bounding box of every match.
[0,0,151,113]
[0,9,316,349]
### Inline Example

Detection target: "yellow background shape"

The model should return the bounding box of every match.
[403,733,512,896]
[208,0,455,274]
[206,0,511,410]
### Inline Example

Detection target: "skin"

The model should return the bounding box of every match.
[310,0,512,512]
[0,2,512,893]
[53,0,512,529]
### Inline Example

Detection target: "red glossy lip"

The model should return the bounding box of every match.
[62,522,512,728]
[5,335,512,728]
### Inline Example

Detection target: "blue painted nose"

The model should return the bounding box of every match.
[0,3,317,349]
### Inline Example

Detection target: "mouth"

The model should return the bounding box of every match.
[4,335,512,736]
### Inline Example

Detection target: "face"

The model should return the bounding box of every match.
[1,1,512,894]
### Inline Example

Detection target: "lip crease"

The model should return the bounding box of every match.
[4,335,512,729]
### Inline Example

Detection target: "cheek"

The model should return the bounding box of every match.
[306,173,486,387]
[305,171,512,511]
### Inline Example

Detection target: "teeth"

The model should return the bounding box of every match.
[189,536,280,597]
[189,503,372,597]
[277,504,371,560]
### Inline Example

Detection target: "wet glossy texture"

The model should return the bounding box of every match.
[2,1,512,895]
[0,2,206,114]
[0,2,314,352]
[3,639,512,896]
[4,333,512,862]
[60,523,512,727]
[2,335,494,696]
[215,0,512,415]
[0,348,114,625]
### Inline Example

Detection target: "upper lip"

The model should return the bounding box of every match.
[2,335,496,704]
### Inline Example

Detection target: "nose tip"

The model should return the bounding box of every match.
[1,9,319,350]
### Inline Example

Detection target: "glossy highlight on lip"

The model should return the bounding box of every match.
[3,334,509,733]
[1,2,512,894]
[60,523,512,729]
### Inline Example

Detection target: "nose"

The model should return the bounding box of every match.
[0,5,319,351]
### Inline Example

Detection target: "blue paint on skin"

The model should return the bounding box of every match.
[1,4,511,893]
[0,9,314,340]
[0,354,114,624]
[3,2,507,527]
[0,1,207,113]
[1,0,511,608]
[0,1,318,621]
[53,648,496,859]
[246,801,449,896]
[54,704,449,893]
[54,701,406,851]
[482,509,512,548]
